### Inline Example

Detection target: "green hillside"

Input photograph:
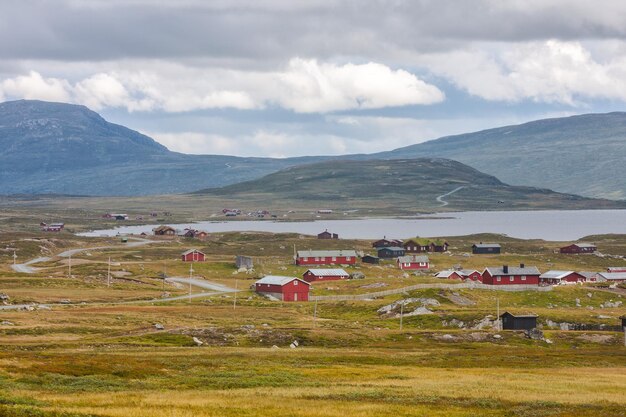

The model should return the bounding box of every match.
[196,158,626,211]
[378,113,626,199]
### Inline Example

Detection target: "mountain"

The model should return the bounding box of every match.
[0,100,314,195]
[194,158,626,211]
[376,113,626,200]
[1,100,625,201]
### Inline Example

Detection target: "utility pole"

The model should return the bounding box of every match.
[496,298,500,331]
[13,251,17,265]
[188,264,193,303]
[400,301,404,331]
[68,254,72,278]
[233,280,238,310]
[313,299,318,327]
[107,257,111,287]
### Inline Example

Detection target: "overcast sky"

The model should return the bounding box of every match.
[2,0,626,157]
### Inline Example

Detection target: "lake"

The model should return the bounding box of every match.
[78,209,626,241]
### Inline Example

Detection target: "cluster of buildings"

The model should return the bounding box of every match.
[153,225,208,239]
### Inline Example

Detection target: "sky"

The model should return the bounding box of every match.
[2,0,626,157]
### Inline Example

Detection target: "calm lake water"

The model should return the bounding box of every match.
[78,209,626,241]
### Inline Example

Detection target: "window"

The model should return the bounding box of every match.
[346,257,351,261]
[496,277,501,282]
[303,257,308,262]
[315,257,319,261]
[332,256,336,262]
[294,281,298,286]
[521,276,526,281]
[510,276,514,282]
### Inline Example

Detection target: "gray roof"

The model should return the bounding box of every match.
[473,243,501,248]
[596,272,626,281]
[578,271,597,279]
[378,246,404,251]
[397,255,430,263]
[571,242,596,248]
[607,267,626,272]
[460,269,480,276]
[305,268,349,276]
[436,270,460,278]
[297,250,357,258]
[181,249,204,256]
[539,270,575,280]
[255,275,309,286]
[485,266,540,276]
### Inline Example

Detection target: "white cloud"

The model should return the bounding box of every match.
[0,59,444,113]
[0,71,71,102]
[422,40,626,104]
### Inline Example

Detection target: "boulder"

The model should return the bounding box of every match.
[0,320,15,326]
[192,337,203,346]
[154,323,165,330]
[350,271,365,280]
[524,328,544,341]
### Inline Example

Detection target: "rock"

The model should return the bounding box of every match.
[0,293,9,303]
[289,342,297,349]
[241,324,255,331]
[472,316,496,330]
[161,292,171,298]
[292,340,299,347]
[545,338,553,344]
[575,298,581,307]
[59,299,71,304]
[0,320,15,326]
[37,305,51,311]
[402,273,409,278]
[493,334,502,339]
[587,292,593,298]
[604,301,623,308]
[192,337,203,346]
[350,271,365,280]
[559,322,570,331]
[377,298,439,316]
[545,319,558,328]
[441,334,454,340]
[404,306,433,316]
[154,323,165,330]
[271,345,279,349]
[262,323,269,327]
[525,328,544,341]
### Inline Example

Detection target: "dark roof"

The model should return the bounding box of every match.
[500,311,538,318]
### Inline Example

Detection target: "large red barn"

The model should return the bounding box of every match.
[296,250,357,266]
[482,264,540,285]
[255,276,310,302]
[181,249,205,262]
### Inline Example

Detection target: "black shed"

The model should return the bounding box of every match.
[500,312,537,331]
[377,246,405,259]
[361,255,380,264]
[472,243,501,254]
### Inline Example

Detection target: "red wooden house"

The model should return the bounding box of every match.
[397,255,430,270]
[181,249,205,262]
[302,268,349,283]
[539,270,586,285]
[482,264,540,285]
[559,243,597,254]
[435,270,463,280]
[255,276,310,302]
[296,250,357,266]
[460,269,482,281]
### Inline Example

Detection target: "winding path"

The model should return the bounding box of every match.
[436,186,465,207]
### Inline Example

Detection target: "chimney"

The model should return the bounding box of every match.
[520,263,525,269]
[503,265,509,274]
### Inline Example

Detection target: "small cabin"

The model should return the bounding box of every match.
[181,249,205,262]
[153,225,176,236]
[317,230,338,239]
[255,276,310,302]
[361,255,380,264]
[235,255,254,269]
[302,268,349,283]
[377,246,405,259]
[500,312,537,331]
[472,243,501,254]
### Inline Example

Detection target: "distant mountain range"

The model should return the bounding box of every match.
[194,158,626,211]
[0,99,625,201]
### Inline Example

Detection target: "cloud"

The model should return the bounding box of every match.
[422,40,626,104]
[0,59,444,113]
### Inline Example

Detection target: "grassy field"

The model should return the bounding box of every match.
[0,221,625,416]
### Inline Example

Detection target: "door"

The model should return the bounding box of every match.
[294,293,298,301]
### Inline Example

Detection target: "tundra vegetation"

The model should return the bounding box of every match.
[0,210,625,416]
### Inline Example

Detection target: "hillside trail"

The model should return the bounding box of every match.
[436,186,465,206]
[11,237,156,274]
